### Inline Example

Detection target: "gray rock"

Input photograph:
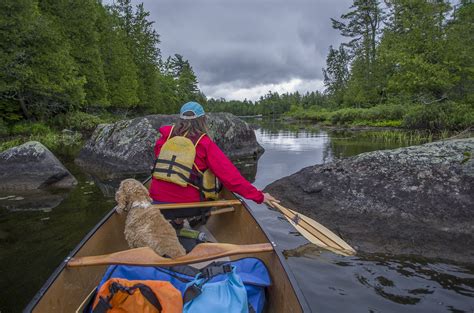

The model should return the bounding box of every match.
[75,113,264,178]
[0,141,77,191]
[265,138,474,263]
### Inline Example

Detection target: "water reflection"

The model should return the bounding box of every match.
[253,128,331,188]
[0,190,68,212]
[284,249,474,312]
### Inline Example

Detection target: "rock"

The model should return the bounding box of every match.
[75,113,264,178]
[0,141,77,191]
[265,138,474,263]
[0,190,68,212]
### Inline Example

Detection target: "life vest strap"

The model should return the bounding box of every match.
[154,158,195,173]
[153,168,196,186]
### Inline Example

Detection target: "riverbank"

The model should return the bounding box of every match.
[286,102,474,131]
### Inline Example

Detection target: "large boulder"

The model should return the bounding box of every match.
[265,138,474,262]
[75,113,264,179]
[0,141,77,191]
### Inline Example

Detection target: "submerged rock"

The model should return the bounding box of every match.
[75,113,264,178]
[0,190,68,212]
[265,138,474,263]
[0,141,77,191]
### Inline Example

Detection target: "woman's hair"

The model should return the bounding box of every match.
[172,112,209,138]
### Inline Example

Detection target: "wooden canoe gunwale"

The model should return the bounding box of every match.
[25,189,311,312]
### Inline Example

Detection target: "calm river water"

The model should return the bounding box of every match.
[0,119,473,312]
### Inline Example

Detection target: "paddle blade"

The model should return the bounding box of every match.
[271,201,356,256]
[68,243,274,267]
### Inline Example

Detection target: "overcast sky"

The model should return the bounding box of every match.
[131,0,353,100]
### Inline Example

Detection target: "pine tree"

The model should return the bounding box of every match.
[379,0,454,100]
[323,45,351,105]
[97,5,139,108]
[167,54,201,105]
[112,0,161,109]
[0,0,85,121]
[444,1,474,101]
[331,0,384,106]
[39,0,108,106]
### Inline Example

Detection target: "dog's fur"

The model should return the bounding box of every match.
[115,178,186,258]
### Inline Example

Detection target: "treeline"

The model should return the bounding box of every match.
[208,0,473,130]
[1,0,472,133]
[0,0,204,125]
[206,91,328,115]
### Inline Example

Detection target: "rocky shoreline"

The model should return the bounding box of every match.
[265,138,474,263]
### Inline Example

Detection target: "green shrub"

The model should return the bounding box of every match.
[351,120,403,127]
[0,119,9,137]
[0,138,22,152]
[54,111,103,132]
[10,122,52,136]
[403,102,474,130]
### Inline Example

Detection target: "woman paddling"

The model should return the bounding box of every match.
[149,101,278,225]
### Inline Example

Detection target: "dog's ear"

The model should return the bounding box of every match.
[115,182,129,215]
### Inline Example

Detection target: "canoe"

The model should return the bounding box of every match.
[24,186,310,312]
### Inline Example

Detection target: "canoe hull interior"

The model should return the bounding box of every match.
[27,189,305,313]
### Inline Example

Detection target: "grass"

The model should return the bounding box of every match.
[287,102,474,131]
[0,131,83,153]
[353,129,457,145]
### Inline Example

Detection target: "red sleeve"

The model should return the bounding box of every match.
[154,126,172,157]
[205,140,264,204]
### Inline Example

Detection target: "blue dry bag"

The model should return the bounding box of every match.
[87,258,271,313]
[183,265,248,313]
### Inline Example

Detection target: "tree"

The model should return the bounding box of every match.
[330,0,385,106]
[97,5,139,108]
[0,0,85,121]
[39,0,108,106]
[444,1,474,101]
[323,45,351,105]
[379,0,455,100]
[167,54,201,105]
[111,0,162,109]
[331,0,383,67]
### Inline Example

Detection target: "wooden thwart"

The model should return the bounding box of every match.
[67,243,273,267]
[149,199,242,210]
[269,201,356,256]
[210,207,235,216]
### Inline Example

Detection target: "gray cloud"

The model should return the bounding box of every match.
[134,0,353,97]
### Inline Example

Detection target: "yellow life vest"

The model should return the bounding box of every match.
[153,126,221,200]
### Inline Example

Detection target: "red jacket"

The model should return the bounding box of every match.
[149,125,264,204]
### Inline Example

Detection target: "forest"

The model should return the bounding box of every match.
[1,0,204,134]
[1,0,473,146]
[207,0,473,131]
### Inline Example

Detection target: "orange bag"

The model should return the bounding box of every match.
[92,278,183,313]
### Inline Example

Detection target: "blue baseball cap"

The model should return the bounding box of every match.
[180,101,205,119]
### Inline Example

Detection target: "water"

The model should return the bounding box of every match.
[249,121,474,313]
[0,119,473,312]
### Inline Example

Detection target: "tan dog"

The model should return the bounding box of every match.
[115,178,186,258]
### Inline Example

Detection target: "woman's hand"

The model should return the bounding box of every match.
[263,192,280,206]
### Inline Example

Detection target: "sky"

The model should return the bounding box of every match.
[130,0,354,101]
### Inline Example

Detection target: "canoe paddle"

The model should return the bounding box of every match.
[67,243,273,267]
[267,200,356,256]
